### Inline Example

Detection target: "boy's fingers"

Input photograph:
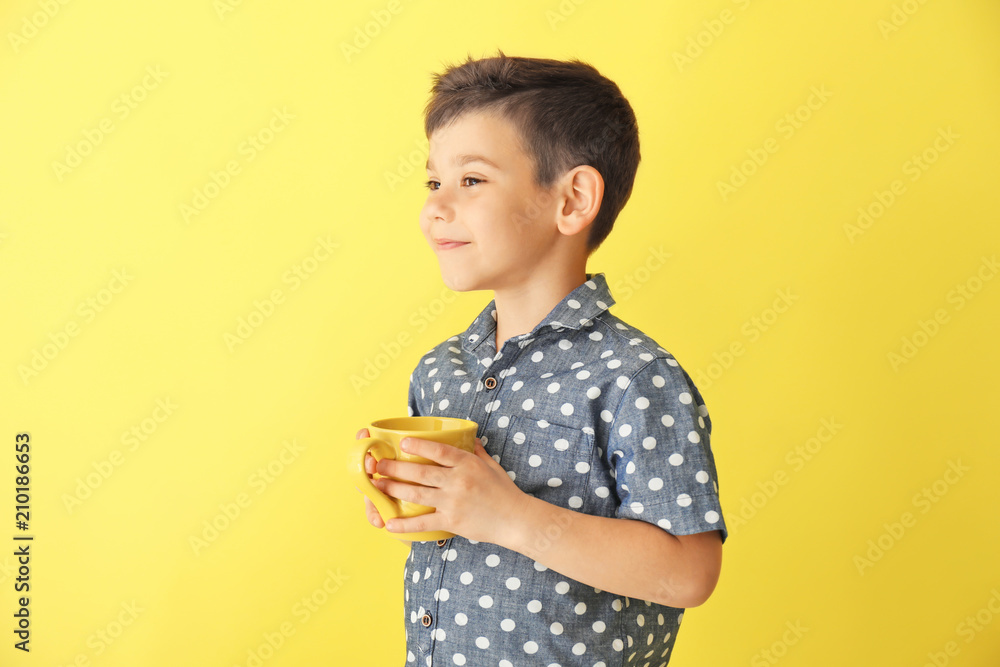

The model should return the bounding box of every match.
[364,495,384,527]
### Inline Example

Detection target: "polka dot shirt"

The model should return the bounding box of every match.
[402,272,727,666]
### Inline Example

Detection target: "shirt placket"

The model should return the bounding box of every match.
[424,337,521,661]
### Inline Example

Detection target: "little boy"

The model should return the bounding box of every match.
[356,51,727,667]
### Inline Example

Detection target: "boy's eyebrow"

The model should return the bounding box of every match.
[426,154,501,171]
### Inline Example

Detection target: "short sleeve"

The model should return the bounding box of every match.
[605,357,727,544]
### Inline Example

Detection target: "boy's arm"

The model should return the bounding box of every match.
[503,497,722,608]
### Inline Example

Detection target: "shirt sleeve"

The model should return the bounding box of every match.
[605,356,728,544]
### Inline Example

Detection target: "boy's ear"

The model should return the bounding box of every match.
[554,165,604,238]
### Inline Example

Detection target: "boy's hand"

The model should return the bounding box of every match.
[355,428,389,529]
[369,435,530,546]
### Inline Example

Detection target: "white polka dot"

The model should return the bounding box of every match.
[555,581,570,594]
[577,369,591,380]
[554,438,569,451]
[607,359,621,369]
[547,382,560,393]
[569,495,583,508]
[460,571,473,584]
[476,636,490,649]
[586,386,601,399]
[560,402,574,416]
[524,641,539,654]
[625,460,636,474]
[497,415,509,428]
[527,599,542,613]
[589,331,604,341]
[642,437,656,450]
[531,351,544,362]
[668,453,684,466]
[679,392,692,404]
[439,399,449,410]
[522,398,534,410]
[635,396,649,409]
[661,414,675,427]
[613,638,624,651]
[529,454,542,467]
[696,471,709,483]
[453,653,466,665]
[657,518,672,530]
[677,493,692,507]
[479,595,493,608]
[439,588,450,601]
[512,380,523,391]
[593,621,607,632]
[433,628,445,640]
[506,577,521,590]
[412,570,419,583]
[637,613,645,626]
[618,423,632,437]
[485,554,500,567]
[595,486,610,498]
[575,602,587,614]
[512,431,526,445]
[455,612,468,625]
[612,599,623,611]
[600,410,614,422]
[499,662,513,667]
[573,642,587,655]
[648,477,663,491]
[616,375,630,389]
[567,299,581,309]
[551,622,564,635]
[547,477,562,487]
[576,461,590,473]
[501,618,516,631]
[706,511,720,524]
[559,339,573,349]
[631,501,644,514]
[688,430,701,443]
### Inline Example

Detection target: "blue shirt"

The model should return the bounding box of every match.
[402,271,727,667]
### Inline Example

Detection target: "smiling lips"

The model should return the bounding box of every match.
[435,239,470,250]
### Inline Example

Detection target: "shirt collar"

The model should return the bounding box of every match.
[461,272,617,354]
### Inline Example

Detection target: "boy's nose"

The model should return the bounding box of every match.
[422,196,454,224]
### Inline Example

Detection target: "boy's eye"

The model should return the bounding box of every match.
[423,177,485,191]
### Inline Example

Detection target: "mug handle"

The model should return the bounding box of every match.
[348,437,401,524]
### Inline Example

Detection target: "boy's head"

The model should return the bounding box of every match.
[420,51,640,287]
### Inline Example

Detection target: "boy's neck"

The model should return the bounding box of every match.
[492,265,588,352]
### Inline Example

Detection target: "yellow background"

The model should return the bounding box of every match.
[2,0,999,665]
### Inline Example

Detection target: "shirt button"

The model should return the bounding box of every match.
[436,539,448,547]
[421,613,433,627]
[484,376,497,389]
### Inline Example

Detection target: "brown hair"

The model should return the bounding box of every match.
[423,50,641,255]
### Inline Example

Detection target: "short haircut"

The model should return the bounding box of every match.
[423,49,641,255]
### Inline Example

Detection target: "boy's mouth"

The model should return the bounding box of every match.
[435,239,470,250]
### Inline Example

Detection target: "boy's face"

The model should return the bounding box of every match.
[421,110,567,294]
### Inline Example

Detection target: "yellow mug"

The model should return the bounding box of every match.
[349,416,478,541]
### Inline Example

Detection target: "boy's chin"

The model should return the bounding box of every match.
[439,271,486,294]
